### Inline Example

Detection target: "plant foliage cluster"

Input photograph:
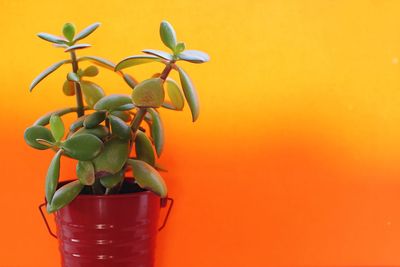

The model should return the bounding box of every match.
[24,21,209,213]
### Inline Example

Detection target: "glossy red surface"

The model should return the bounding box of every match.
[54,189,161,267]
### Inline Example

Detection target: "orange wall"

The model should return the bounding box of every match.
[1,0,400,266]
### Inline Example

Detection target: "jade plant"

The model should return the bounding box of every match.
[24,21,209,213]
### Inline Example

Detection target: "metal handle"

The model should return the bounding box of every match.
[38,202,57,239]
[158,197,174,231]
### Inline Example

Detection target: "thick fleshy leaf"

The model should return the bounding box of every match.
[175,42,186,54]
[148,108,164,157]
[67,72,80,82]
[161,101,177,110]
[142,49,173,61]
[47,180,84,213]
[69,115,88,132]
[115,55,161,71]
[71,125,109,139]
[45,150,63,204]
[178,50,210,63]
[165,79,184,110]
[80,81,105,108]
[62,23,76,42]
[93,138,129,174]
[64,43,91,52]
[160,20,177,51]
[24,126,55,150]
[82,65,99,77]
[178,67,200,122]
[110,110,131,122]
[30,60,70,91]
[83,111,106,128]
[73,22,101,42]
[94,94,132,111]
[78,56,115,70]
[132,78,164,108]
[127,159,167,197]
[37,33,68,44]
[76,161,95,185]
[135,130,155,166]
[50,115,65,142]
[53,43,69,49]
[109,115,131,140]
[62,134,103,160]
[62,80,75,96]
[100,171,124,188]
[113,103,135,111]
[123,73,138,89]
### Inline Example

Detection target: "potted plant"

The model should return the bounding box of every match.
[24,20,209,267]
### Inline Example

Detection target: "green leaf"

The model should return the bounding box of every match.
[122,73,138,89]
[73,22,101,42]
[175,42,185,54]
[30,60,70,91]
[115,55,161,71]
[142,49,173,61]
[82,65,99,77]
[69,115,88,132]
[62,134,103,161]
[100,171,124,188]
[93,138,129,174]
[148,108,164,157]
[131,78,164,108]
[127,159,167,197]
[24,126,55,150]
[113,103,135,111]
[76,161,95,185]
[94,94,132,111]
[47,180,84,213]
[49,115,65,142]
[64,43,91,52]
[67,72,80,82]
[62,80,75,96]
[62,23,76,42]
[83,111,106,128]
[80,81,105,108]
[110,110,131,122]
[161,101,177,110]
[35,139,55,148]
[45,149,63,204]
[160,20,177,51]
[178,67,200,122]
[178,50,210,63]
[135,130,155,166]
[109,115,131,140]
[165,79,184,110]
[71,125,109,139]
[37,33,68,44]
[78,56,115,70]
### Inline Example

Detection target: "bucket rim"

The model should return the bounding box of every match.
[58,178,158,200]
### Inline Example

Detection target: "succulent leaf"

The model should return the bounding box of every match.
[127,159,167,197]
[24,126,55,150]
[47,180,84,213]
[159,20,177,51]
[45,149,63,204]
[131,78,164,108]
[178,67,200,122]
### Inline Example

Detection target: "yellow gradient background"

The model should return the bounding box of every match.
[1,0,400,266]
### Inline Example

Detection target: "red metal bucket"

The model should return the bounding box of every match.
[39,179,173,267]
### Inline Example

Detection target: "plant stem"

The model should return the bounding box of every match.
[70,51,85,118]
[159,63,173,80]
